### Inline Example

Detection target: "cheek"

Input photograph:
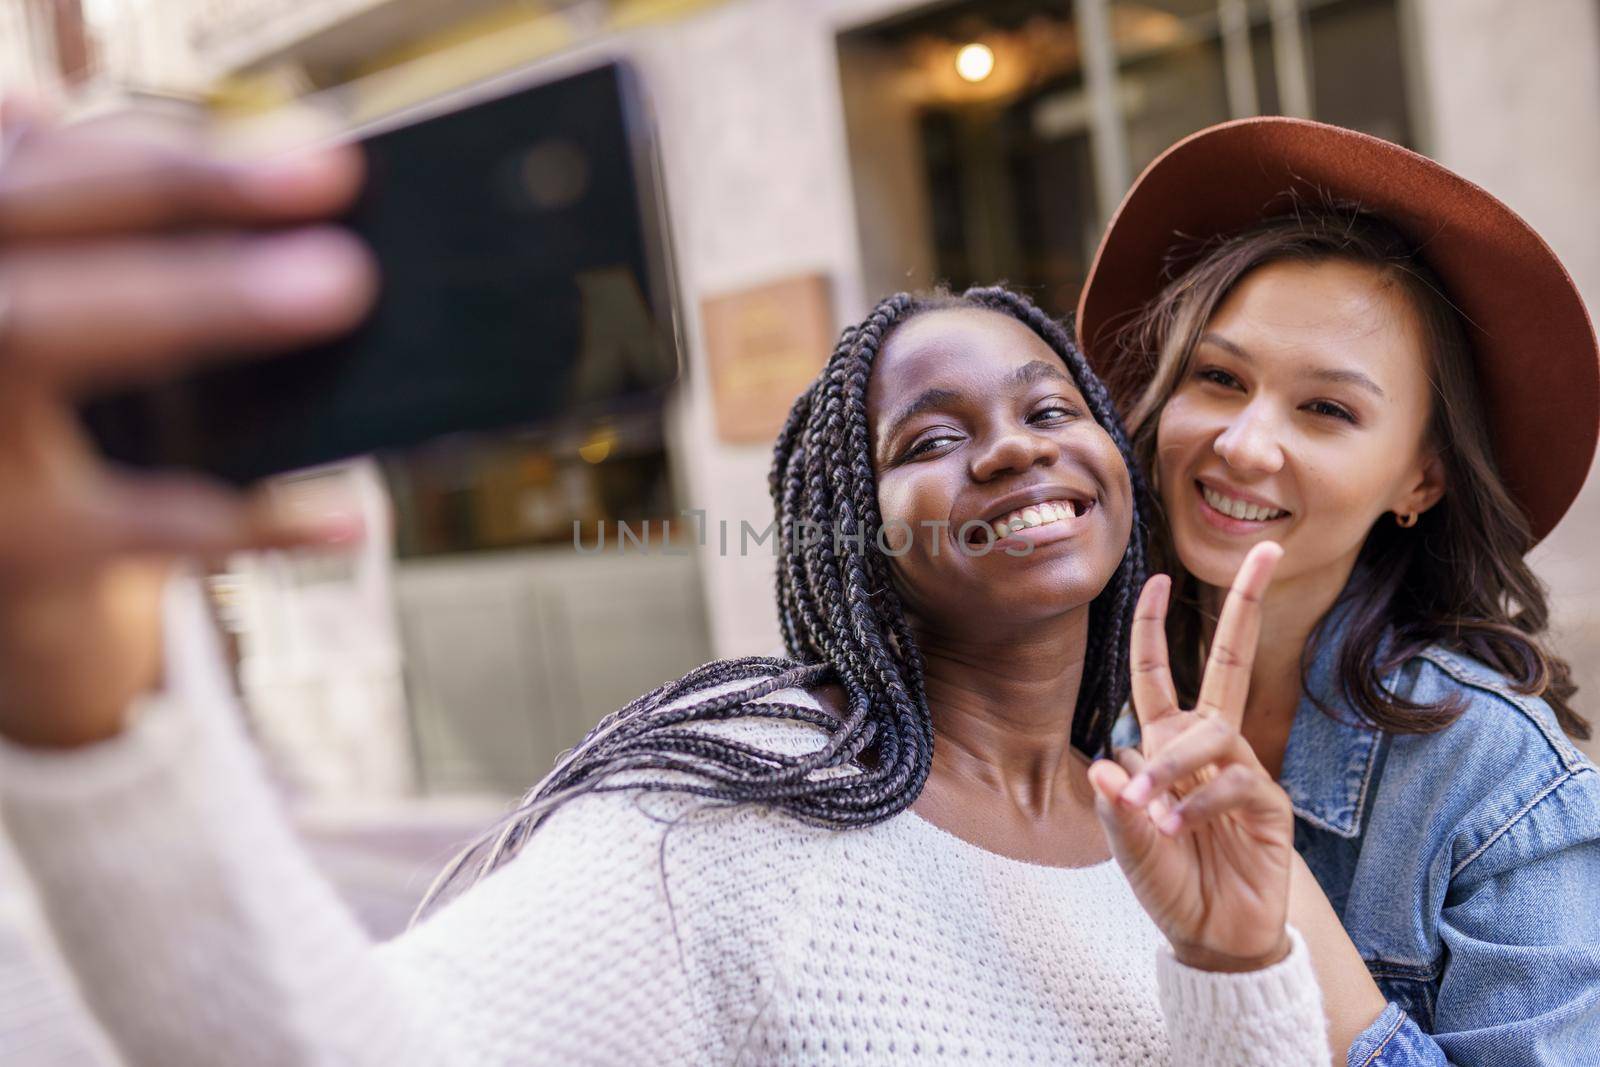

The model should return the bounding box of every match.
[1293,448,1392,524]
[1094,437,1135,546]
[1154,398,1209,494]
[874,473,931,532]
[874,471,957,568]
[874,478,957,615]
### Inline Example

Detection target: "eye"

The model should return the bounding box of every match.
[1195,366,1242,389]
[1305,399,1358,424]
[903,431,962,460]
[1028,399,1081,424]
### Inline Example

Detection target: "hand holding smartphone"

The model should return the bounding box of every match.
[0,94,372,748]
[0,60,680,743]
[81,59,681,486]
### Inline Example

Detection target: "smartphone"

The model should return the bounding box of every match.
[80,59,682,486]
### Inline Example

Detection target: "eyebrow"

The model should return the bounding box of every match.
[1014,359,1074,387]
[1197,332,1387,400]
[879,360,1075,449]
[880,388,960,450]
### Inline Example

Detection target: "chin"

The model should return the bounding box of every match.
[1170,530,1249,589]
[1040,554,1123,610]
[973,557,1111,621]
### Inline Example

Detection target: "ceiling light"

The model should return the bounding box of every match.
[954,42,995,83]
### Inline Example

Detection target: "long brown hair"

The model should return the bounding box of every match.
[1112,201,1587,739]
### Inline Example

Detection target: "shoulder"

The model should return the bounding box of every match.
[1401,645,1588,771]
[519,676,852,879]
[1381,645,1600,879]
[390,673,879,1060]
[393,742,843,1064]
[419,739,848,991]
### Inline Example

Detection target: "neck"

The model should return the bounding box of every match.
[912,608,1091,817]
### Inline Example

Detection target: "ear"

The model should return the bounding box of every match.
[1395,449,1446,517]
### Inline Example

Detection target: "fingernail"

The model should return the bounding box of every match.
[313,512,367,544]
[276,510,365,549]
[233,150,331,198]
[244,229,373,321]
[1121,774,1152,807]
[268,486,366,541]
[235,149,349,198]
[1156,810,1183,836]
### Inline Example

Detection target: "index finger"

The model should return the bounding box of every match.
[0,111,362,242]
[1130,573,1181,732]
[1194,542,1283,726]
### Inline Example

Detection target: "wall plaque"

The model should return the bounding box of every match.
[701,273,835,444]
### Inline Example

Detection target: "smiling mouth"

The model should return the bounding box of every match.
[967,498,1095,545]
[1195,481,1290,523]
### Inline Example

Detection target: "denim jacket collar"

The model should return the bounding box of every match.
[1279,601,1392,839]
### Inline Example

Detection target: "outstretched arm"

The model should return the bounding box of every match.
[0,569,707,1066]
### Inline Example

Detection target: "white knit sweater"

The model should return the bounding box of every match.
[0,571,1329,1066]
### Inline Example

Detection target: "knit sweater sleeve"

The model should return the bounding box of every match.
[0,569,709,1067]
[1157,925,1330,1065]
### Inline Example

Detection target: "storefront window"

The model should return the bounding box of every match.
[838,0,1414,318]
[1113,3,1234,177]
[1308,0,1414,145]
[381,406,674,559]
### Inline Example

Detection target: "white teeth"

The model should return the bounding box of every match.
[988,498,1085,537]
[1202,486,1285,522]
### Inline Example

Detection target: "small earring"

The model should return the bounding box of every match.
[1395,511,1418,528]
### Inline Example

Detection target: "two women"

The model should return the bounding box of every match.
[0,112,1325,1064]
[0,105,1595,1065]
[1078,118,1600,1064]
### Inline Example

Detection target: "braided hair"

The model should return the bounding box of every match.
[416,286,1148,920]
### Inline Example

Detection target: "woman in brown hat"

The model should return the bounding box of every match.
[1077,117,1600,1066]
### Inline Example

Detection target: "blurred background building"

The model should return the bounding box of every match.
[2,0,1598,943]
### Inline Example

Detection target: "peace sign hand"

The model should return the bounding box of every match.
[1088,542,1294,972]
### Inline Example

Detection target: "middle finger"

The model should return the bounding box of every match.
[0,227,376,392]
[1194,541,1282,725]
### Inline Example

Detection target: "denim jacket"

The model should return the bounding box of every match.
[1114,612,1600,1066]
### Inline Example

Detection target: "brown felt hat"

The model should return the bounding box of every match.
[1076,116,1599,543]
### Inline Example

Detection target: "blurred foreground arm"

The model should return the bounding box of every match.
[0,567,705,1065]
[0,830,120,1065]
[0,103,702,1065]
[0,95,374,748]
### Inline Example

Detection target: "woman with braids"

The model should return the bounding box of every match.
[1074,118,1600,1066]
[0,113,1331,1064]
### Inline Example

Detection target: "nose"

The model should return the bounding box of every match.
[1212,401,1285,474]
[969,423,1058,482]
